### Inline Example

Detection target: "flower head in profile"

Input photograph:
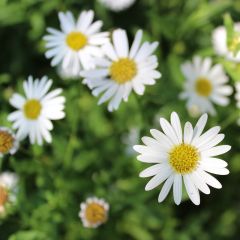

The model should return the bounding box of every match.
[44,10,109,75]
[79,197,109,228]
[133,112,231,205]
[180,56,233,116]
[98,0,136,12]
[82,29,161,111]
[0,172,18,216]
[0,127,19,157]
[8,76,65,145]
[212,23,240,62]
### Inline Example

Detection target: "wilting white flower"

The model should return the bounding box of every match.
[0,172,18,215]
[44,10,109,75]
[0,127,19,157]
[8,76,65,145]
[134,112,231,205]
[180,56,233,116]
[79,197,109,228]
[212,23,240,62]
[82,29,161,111]
[98,0,136,12]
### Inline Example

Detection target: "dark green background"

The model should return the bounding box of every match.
[0,0,240,239]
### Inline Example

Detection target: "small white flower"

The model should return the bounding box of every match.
[180,56,233,116]
[82,29,161,111]
[8,76,65,145]
[79,197,109,228]
[212,23,240,62]
[0,127,19,157]
[0,172,18,215]
[98,0,136,12]
[44,10,109,75]
[133,112,231,205]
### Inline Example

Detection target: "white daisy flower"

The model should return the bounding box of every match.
[98,0,136,12]
[44,10,109,75]
[82,29,161,111]
[0,172,18,215]
[133,112,231,205]
[0,127,19,157]
[212,23,240,62]
[79,197,109,228]
[180,56,233,116]
[8,76,65,145]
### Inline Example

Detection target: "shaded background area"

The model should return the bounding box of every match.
[0,0,240,239]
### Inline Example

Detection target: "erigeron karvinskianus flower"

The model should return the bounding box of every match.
[44,10,109,75]
[82,29,161,111]
[0,127,19,157]
[8,76,65,145]
[133,112,230,205]
[0,172,18,215]
[212,23,240,62]
[79,197,109,228]
[98,0,136,12]
[180,56,233,116]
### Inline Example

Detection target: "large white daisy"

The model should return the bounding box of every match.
[79,197,109,228]
[212,23,240,62]
[82,29,161,111]
[0,127,19,157]
[8,76,65,145]
[180,56,233,116]
[44,10,109,75]
[98,0,136,12]
[0,172,18,215]
[133,112,231,205]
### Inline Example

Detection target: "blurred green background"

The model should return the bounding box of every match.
[0,0,240,239]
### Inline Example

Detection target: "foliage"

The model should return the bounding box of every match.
[0,0,240,239]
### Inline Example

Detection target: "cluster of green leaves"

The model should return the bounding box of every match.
[0,0,240,239]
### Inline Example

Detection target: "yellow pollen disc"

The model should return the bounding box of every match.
[0,185,8,207]
[195,78,212,97]
[85,203,107,225]
[0,131,14,154]
[66,32,87,51]
[110,58,137,84]
[229,36,240,52]
[169,144,200,174]
[24,99,42,120]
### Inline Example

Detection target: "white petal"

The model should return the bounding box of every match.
[112,29,129,58]
[192,113,208,139]
[202,145,231,157]
[198,168,222,189]
[158,175,174,203]
[173,174,182,205]
[183,175,200,205]
[139,163,163,178]
[170,112,182,143]
[145,166,172,191]
[160,118,179,144]
[183,122,193,144]
[190,171,210,194]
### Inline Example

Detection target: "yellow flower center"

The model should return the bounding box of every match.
[195,78,212,97]
[0,185,8,207]
[0,131,14,154]
[169,144,200,174]
[66,32,87,51]
[24,99,42,120]
[229,36,240,52]
[110,58,137,84]
[85,203,107,226]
